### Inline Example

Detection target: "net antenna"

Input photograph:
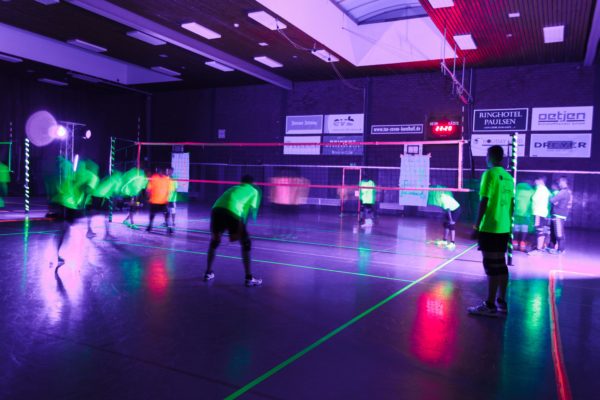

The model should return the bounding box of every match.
[507,132,519,266]
[441,27,473,105]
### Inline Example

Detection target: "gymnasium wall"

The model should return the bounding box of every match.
[150,62,599,228]
[0,69,147,195]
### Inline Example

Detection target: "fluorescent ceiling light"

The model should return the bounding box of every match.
[311,49,339,63]
[67,39,107,53]
[151,66,181,76]
[248,11,287,30]
[68,72,102,83]
[0,53,23,63]
[38,78,68,86]
[427,0,454,9]
[453,34,477,50]
[508,12,520,18]
[258,42,269,47]
[181,22,221,40]
[543,25,564,43]
[126,30,166,46]
[254,56,283,68]
[34,0,60,5]
[205,61,234,72]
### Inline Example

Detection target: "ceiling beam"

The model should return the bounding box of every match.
[66,0,293,90]
[584,0,600,66]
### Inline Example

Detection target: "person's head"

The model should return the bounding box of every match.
[486,145,504,168]
[534,176,546,187]
[558,176,569,189]
[166,167,173,177]
[241,174,254,184]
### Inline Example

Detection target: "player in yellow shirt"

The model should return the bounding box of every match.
[469,145,514,317]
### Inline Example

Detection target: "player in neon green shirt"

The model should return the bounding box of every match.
[204,175,262,287]
[0,162,9,209]
[468,145,514,317]
[513,182,534,251]
[428,187,461,250]
[359,176,376,227]
[528,176,551,254]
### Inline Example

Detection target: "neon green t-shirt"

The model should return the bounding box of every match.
[359,179,376,205]
[479,166,515,234]
[531,185,551,218]
[514,182,534,218]
[0,163,9,184]
[213,183,261,221]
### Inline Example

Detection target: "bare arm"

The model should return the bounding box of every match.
[475,197,488,229]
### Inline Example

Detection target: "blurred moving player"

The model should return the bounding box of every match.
[204,175,262,287]
[0,162,9,208]
[121,168,148,228]
[165,167,178,227]
[548,177,573,254]
[468,145,514,318]
[528,177,551,254]
[74,160,100,238]
[428,187,461,250]
[513,182,534,252]
[359,175,376,227]
[146,168,173,234]
[269,171,309,238]
[92,170,123,239]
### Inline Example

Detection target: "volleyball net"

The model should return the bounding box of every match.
[111,138,473,215]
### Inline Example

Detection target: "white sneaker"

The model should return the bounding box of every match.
[467,301,498,318]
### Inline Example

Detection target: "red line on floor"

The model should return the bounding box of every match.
[548,270,572,400]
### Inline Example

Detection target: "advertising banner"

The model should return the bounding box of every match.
[322,135,363,156]
[371,124,423,135]
[398,155,430,207]
[324,114,364,134]
[531,106,593,131]
[285,115,323,134]
[283,136,321,155]
[530,134,592,158]
[471,134,526,157]
[473,108,528,132]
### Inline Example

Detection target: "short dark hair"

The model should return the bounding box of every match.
[487,145,504,163]
[241,174,254,184]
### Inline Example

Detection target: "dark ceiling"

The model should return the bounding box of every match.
[0,0,596,92]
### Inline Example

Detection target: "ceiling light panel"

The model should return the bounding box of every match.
[312,49,339,63]
[543,25,564,43]
[181,22,221,40]
[248,11,287,30]
[453,34,477,50]
[34,0,60,5]
[151,66,181,76]
[254,56,283,68]
[427,0,454,9]
[508,12,520,18]
[126,30,166,46]
[38,78,68,86]
[0,53,23,63]
[67,39,107,53]
[205,61,234,72]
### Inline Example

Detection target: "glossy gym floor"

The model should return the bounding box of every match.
[1,204,599,399]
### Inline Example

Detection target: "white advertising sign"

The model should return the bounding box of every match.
[283,136,321,155]
[285,115,323,134]
[531,106,594,131]
[324,114,364,134]
[399,155,430,207]
[471,134,526,157]
[171,152,190,193]
[530,134,592,158]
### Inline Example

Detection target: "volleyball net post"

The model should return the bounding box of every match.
[508,132,519,266]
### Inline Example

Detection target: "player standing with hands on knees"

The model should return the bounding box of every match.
[204,175,262,287]
[469,145,514,317]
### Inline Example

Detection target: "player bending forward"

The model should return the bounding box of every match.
[204,175,262,287]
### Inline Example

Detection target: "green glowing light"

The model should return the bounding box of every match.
[224,244,477,399]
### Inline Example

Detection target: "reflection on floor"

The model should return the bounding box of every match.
[1,204,599,399]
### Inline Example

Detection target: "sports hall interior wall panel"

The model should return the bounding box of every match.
[0,70,146,196]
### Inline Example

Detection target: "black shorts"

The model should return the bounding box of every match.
[150,203,167,214]
[445,207,461,224]
[211,207,247,238]
[478,232,510,252]
[62,206,82,223]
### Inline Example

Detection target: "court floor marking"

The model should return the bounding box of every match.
[104,240,414,283]
[223,243,478,400]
